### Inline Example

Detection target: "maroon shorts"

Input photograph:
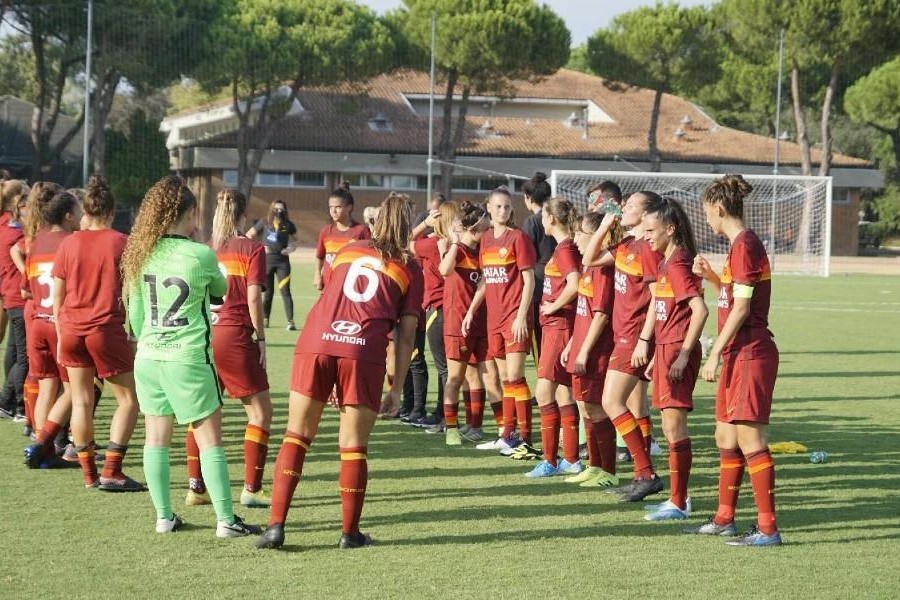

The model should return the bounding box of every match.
[652,342,700,411]
[537,328,572,386]
[291,353,385,412]
[27,318,68,382]
[572,375,604,404]
[212,325,269,398]
[59,324,133,379]
[609,334,655,381]
[487,327,532,359]
[716,352,779,424]
[445,334,489,365]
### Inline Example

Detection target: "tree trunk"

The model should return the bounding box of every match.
[790,63,812,176]
[818,61,841,177]
[437,69,458,199]
[232,84,290,200]
[90,69,122,177]
[647,84,664,172]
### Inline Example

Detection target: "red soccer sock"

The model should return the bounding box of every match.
[101,442,128,480]
[469,389,485,429]
[584,418,601,468]
[747,449,778,535]
[490,400,504,431]
[269,432,311,526]
[444,400,459,429]
[339,446,368,535]
[24,376,38,429]
[500,381,515,438]
[510,378,532,444]
[596,417,617,475]
[637,415,653,455]
[186,426,205,492]
[538,404,560,466]
[243,424,270,493]
[560,404,580,463]
[462,390,472,426]
[611,411,654,479]
[668,438,692,510]
[37,419,63,458]
[76,442,99,487]
[714,448,745,525]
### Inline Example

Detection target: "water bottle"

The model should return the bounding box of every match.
[810,451,828,464]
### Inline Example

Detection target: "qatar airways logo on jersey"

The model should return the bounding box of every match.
[542,277,552,296]
[655,299,668,322]
[576,295,589,317]
[322,320,366,345]
[614,271,627,295]
[482,266,509,285]
[718,287,730,309]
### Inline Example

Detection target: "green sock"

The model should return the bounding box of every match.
[143,446,172,520]
[200,446,234,524]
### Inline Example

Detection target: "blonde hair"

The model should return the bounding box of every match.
[25,182,63,241]
[544,197,580,238]
[372,192,412,263]
[0,179,29,214]
[121,176,197,291]
[582,212,624,247]
[433,201,459,240]
[211,188,247,250]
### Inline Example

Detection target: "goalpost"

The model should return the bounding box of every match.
[550,170,833,277]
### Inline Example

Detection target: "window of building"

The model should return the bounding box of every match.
[219,169,325,188]
[257,171,292,187]
[293,171,326,187]
[832,187,852,204]
[222,169,238,186]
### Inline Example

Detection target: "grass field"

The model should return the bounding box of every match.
[1,266,899,599]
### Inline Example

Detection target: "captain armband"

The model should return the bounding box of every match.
[733,283,754,299]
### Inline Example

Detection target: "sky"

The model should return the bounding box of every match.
[359,0,714,46]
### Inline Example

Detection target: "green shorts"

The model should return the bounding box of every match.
[134,358,222,424]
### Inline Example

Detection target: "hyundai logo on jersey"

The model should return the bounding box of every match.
[331,320,362,336]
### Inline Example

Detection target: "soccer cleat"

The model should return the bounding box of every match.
[13,411,26,423]
[23,443,44,469]
[216,515,262,538]
[618,475,664,502]
[459,427,485,443]
[458,424,471,436]
[23,425,32,438]
[419,414,443,428]
[508,443,542,461]
[255,524,285,549]
[445,428,462,446]
[39,454,80,469]
[684,517,738,536]
[338,531,373,549]
[525,460,559,478]
[604,479,636,495]
[185,489,211,506]
[557,459,584,475]
[400,411,422,424]
[425,422,446,434]
[480,436,518,453]
[725,525,783,547]
[565,465,603,483]
[644,498,692,521]
[616,447,632,463]
[0,405,15,420]
[286,321,297,331]
[156,513,184,534]
[98,475,147,492]
[240,488,272,508]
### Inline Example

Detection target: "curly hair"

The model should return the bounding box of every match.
[0,179,29,214]
[121,176,197,291]
[84,174,116,219]
[372,192,412,263]
[24,182,63,242]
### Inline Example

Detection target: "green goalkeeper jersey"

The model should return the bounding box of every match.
[127,235,227,364]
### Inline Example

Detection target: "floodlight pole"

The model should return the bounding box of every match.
[82,0,93,185]
[425,11,436,211]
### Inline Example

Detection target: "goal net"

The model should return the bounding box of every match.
[550,170,833,277]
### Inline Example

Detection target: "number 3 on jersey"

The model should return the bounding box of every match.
[143,274,191,327]
[36,262,55,308]
[342,255,382,303]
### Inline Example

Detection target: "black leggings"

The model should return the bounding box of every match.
[1,307,26,411]
[425,307,447,415]
[402,327,428,416]
[264,256,294,322]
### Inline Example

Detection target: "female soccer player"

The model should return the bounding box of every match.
[563,211,623,488]
[247,199,299,330]
[472,187,538,458]
[641,196,707,521]
[582,191,664,502]
[53,175,143,492]
[22,191,81,468]
[440,201,502,445]
[256,192,423,550]
[688,174,782,546]
[313,182,371,291]
[184,189,273,508]
[520,172,555,358]
[0,180,31,420]
[525,198,582,478]
[123,175,259,536]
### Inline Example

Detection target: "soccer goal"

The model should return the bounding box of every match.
[550,170,833,277]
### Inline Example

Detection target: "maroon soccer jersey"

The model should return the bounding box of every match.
[413,236,444,310]
[296,241,424,365]
[479,228,537,332]
[52,229,128,335]
[0,221,25,309]
[443,242,485,339]
[718,229,775,358]
[540,238,581,329]
[653,246,703,345]
[316,222,371,285]
[610,236,662,342]
[211,236,266,328]
[26,230,71,319]
[568,265,615,375]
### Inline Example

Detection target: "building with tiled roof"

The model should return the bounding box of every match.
[162,69,882,255]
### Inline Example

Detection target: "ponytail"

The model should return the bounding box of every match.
[211,188,247,250]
